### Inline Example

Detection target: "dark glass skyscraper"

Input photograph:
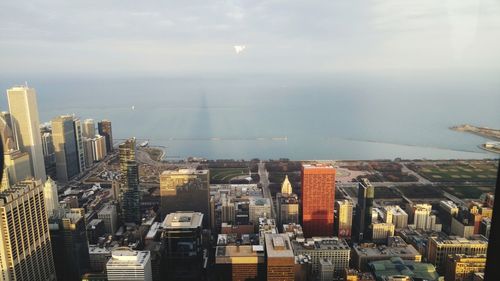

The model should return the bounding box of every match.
[49,208,90,281]
[355,178,374,242]
[97,120,113,152]
[118,138,140,224]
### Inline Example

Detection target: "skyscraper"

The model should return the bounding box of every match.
[276,175,299,227]
[73,117,86,173]
[122,160,140,224]
[92,135,107,161]
[49,208,90,281]
[0,179,56,280]
[336,200,353,239]
[98,120,113,152]
[119,138,135,173]
[355,178,374,242]
[159,169,210,227]
[44,176,59,216]
[82,118,96,138]
[6,85,47,182]
[118,138,140,224]
[52,115,79,182]
[301,164,336,237]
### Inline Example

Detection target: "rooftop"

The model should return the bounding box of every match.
[369,257,440,281]
[107,248,150,266]
[430,235,488,245]
[162,211,203,229]
[353,237,420,258]
[265,234,294,258]
[292,237,350,251]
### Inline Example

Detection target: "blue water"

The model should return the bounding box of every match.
[1,72,499,160]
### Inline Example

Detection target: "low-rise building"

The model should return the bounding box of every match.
[427,235,488,273]
[368,257,440,281]
[291,237,350,279]
[445,254,486,281]
[352,236,421,271]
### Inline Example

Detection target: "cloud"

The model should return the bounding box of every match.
[0,0,499,75]
[234,45,246,54]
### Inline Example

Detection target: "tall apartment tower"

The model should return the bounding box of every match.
[355,178,374,242]
[98,120,113,152]
[336,200,353,239]
[122,160,140,224]
[52,115,79,182]
[49,208,90,281]
[73,117,86,173]
[301,164,336,237]
[0,180,56,280]
[119,138,136,173]
[6,85,47,182]
[82,119,96,138]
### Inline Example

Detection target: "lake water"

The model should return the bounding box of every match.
[1,72,499,160]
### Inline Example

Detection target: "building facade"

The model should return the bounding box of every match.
[106,248,152,281]
[265,234,295,281]
[52,115,79,182]
[98,120,114,152]
[0,180,56,280]
[301,164,336,237]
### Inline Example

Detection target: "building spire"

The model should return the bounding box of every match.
[281,175,292,195]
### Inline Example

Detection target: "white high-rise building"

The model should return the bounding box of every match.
[383,205,408,229]
[106,248,152,281]
[6,85,47,182]
[43,177,59,217]
[82,119,96,138]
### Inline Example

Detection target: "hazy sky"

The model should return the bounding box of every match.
[1,0,499,76]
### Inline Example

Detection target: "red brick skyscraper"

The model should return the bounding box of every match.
[301,164,336,237]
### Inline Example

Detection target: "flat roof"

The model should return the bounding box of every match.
[265,234,294,258]
[162,211,203,229]
[292,237,350,251]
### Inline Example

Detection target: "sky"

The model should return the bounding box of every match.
[1,0,500,76]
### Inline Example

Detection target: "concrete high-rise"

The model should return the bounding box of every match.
[301,164,336,237]
[160,169,210,227]
[92,135,107,161]
[4,150,31,185]
[106,248,152,281]
[82,119,96,138]
[0,180,56,280]
[6,85,47,182]
[52,115,79,182]
[73,117,86,173]
[44,176,59,216]
[265,233,295,281]
[355,178,374,241]
[49,208,90,281]
[98,120,113,152]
